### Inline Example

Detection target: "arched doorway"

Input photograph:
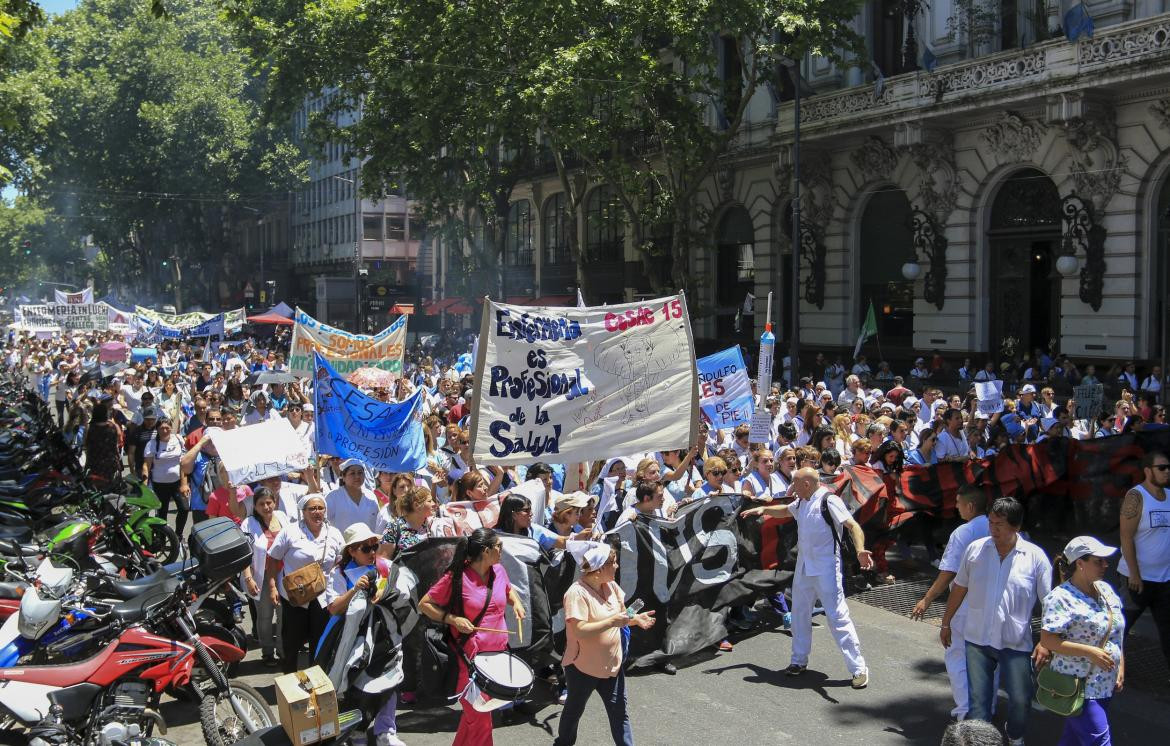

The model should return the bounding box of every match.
[1154,177,1170,370]
[715,205,755,340]
[987,169,1062,357]
[859,188,915,346]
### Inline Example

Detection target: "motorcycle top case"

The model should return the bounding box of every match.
[188,518,251,582]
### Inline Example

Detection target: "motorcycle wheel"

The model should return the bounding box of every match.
[198,680,275,746]
[141,524,180,565]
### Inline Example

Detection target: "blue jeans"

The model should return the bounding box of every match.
[966,642,1034,740]
[553,664,633,746]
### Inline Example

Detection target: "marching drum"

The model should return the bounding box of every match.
[464,651,534,712]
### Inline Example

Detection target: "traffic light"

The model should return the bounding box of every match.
[22,240,31,256]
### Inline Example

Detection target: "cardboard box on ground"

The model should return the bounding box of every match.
[275,665,339,745]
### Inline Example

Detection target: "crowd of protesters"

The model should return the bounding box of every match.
[4,320,1167,746]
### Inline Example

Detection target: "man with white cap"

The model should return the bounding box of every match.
[940,496,1051,746]
[326,458,386,535]
[741,467,873,689]
[1016,384,1043,437]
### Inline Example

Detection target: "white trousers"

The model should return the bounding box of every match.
[944,619,968,719]
[790,568,866,676]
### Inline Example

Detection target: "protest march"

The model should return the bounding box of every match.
[2,292,1169,746]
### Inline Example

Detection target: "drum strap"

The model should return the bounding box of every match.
[447,566,496,670]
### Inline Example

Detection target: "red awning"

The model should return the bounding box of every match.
[423,298,461,316]
[390,303,415,315]
[246,312,295,326]
[446,302,475,315]
[525,295,575,307]
[505,295,533,305]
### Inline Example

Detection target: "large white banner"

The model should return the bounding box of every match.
[288,307,407,378]
[54,288,94,304]
[209,419,310,485]
[135,305,246,332]
[18,303,109,330]
[470,295,699,465]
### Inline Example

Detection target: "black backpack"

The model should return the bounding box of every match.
[821,497,862,595]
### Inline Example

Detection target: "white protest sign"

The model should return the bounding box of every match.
[55,288,94,304]
[18,303,109,330]
[1073,382,1105,421]
[974,380,1004,415]
[749,410,772,444]
[470,295,699,466]
[209,418,310,485]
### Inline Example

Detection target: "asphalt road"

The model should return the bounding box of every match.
[163,599,1170,745]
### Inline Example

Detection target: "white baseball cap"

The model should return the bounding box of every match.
[1019,384,1037,395]
[1062,536,1118,563]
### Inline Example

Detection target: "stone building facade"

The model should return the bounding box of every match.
[433,3,1170,366]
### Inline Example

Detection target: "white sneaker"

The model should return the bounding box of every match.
[376,734,407,746]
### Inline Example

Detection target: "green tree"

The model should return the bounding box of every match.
[228,0,862,301]
[0,0,49,186]
[32,0,304,310]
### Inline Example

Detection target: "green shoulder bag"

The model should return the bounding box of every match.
[1034,584,1114,718]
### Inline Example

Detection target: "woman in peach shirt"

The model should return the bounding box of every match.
[554,541,656,746]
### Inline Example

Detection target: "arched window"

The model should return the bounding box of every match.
[859,189,914,344]
[505,201,533,266]
[542,193,570,265]
[584,186,624,262]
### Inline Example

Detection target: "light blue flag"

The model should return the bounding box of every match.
[696,345,755,428]
[1064,3,1094,42]
[922,45,938,73]
[312,351,427,472]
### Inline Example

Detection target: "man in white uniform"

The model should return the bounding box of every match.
[741,467,873,688]
[910,487,990,719]
[1118,450,1170,672]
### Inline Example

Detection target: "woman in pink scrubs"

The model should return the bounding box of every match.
[419,528,526,745]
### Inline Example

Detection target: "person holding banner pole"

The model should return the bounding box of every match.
[741,468,873,688]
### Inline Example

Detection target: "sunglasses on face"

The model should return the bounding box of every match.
[709,469,727,477]
[206,417,222,424]
[357,542,379,553]
[1152,464,1170,472]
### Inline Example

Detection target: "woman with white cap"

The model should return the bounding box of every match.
[554,540,655,746]
[266,493,344,674]
[325,523,402,746]
[1039,536,1126,745]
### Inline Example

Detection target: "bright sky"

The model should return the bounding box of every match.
[40,0,78,14]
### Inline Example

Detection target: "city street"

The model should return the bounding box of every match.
[164,598,1170,745]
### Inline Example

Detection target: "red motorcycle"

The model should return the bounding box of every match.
[0,576,274,746]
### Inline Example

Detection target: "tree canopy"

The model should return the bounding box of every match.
[228,0,864,300]
[10,0,304,307]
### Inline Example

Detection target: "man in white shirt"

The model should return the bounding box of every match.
[934,409,971,461]
[940,497,1051,746]
[837,374,863,408]
[910,487,991,719]
[741,468,873,689]
[325,459,386,535]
